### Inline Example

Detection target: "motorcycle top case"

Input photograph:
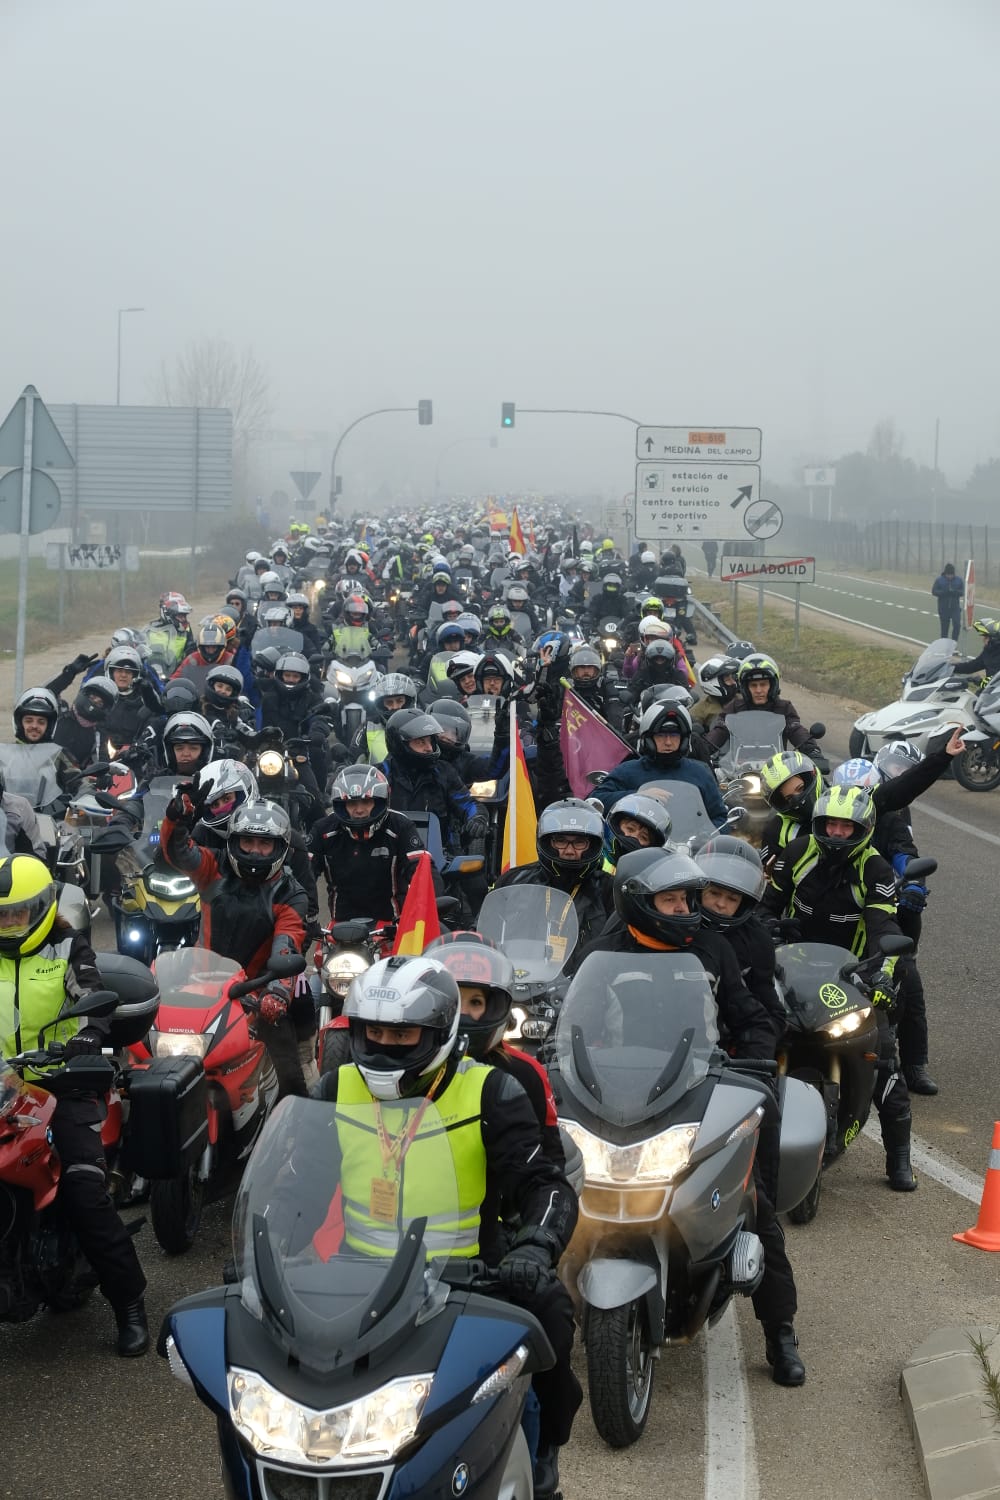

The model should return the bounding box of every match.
[124,1055,207,1179]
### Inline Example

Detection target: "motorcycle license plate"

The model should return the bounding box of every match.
[663,607,676,618]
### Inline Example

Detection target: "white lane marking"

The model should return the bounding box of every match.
[747,587,929,646]
[705,1302,759,1500]
[912,800,1000,850]
[861,1122,985,1204]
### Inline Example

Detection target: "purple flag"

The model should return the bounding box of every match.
[559,686,632,798]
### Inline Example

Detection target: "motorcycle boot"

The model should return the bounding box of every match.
[904,1064,939,1096]
[882,1117,918,1192]
[115,1297,150,1357]
[533,1440,561,1499]
[764,1323,806,1386]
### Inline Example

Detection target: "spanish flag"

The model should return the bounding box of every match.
[392,851,441,955]
[509,506,527,556]
[501,702,537,872]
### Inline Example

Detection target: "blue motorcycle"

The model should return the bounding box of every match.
[160,1095,555,1498]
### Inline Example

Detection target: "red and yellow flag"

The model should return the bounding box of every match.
[391,851,441,955]
[501,702,537,872]
[509,506,527,556]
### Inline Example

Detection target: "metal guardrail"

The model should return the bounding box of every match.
[692,595,739,649]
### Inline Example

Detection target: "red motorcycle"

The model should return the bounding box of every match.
[126,947,305,1255]
[0,959,158,1325]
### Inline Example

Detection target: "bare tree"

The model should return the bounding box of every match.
[156,337,273,446]
[867,417,904,463]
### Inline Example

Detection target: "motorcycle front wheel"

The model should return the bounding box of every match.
[586,1300,656,1448]
[150,1166,204,1254]
[952,744,1000,793]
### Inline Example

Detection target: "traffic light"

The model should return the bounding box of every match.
[501,402,515,428]
[418,399,433,425]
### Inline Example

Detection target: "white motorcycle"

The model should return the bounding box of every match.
[850,638,978,757]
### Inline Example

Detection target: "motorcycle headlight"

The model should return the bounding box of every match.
[603,637,616,651]
[147,872,197,899]
[258,750,284,777]
[821,1005,871,1039]
[314,579,326,592]
[335,670,353,687]
[228,1366,432,1466]
[469,780,497,799]
[323,951,370,995]
[561,1119,698,1184]
[506,1004,529,1041]
[150,1030,210,1059]
[741,774,762,795]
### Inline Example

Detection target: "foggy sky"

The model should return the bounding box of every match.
[3,0,999,503]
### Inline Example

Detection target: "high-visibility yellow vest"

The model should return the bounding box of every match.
[336,1058,490,1258]
[0,944,79,1080]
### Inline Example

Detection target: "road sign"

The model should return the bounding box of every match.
[0,387,75,470]
[633,462,760,541]
[743,499,783,539]
[965,558,976,629]
[637,426,762,463]
[289,470,321,501]
[0,467,62,534]
[804,466,836,487]
[45,542,140,572]
[719,555,815,583]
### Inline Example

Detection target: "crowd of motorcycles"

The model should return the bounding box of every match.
[1,509,971,1500]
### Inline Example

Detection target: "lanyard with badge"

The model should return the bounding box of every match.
[369,1067,445,1223]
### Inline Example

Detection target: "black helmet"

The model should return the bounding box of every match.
[643,640,678,679]
[385,708,442,764]
[811,785,876,863]
[252,645,282,681]
[728,640,757,662]
[637,702,692,766]
[72,676,118,727]
[426,932,515,1059]
[344,955,461,1100]
[161,677,202,716]
[329,763,390,839]
[226,799,291,882]
[605,793,673,863]
[693,836,766,930]
[536,798,604,881]
[14,686,59,742]
[613,848,705,948]
[429,699,472,758]
[638,682,694,713]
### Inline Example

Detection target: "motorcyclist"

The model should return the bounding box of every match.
[564,644,626,731]
[602,791,673,871]
[705,654,829,771]
[380,709,487,853]
[201,664,256,746]
[493,798,613,953]
[173,620,235,680]
[762,785,918,1192]
[590,702,728,824]
[693,835,786,1041]
[444,650,482,702]
[314,955,581,1496]
[286,591,325,657]
[951,617,1000,679]
[420,621,467,694]
[329,594,376,661]
[691,656,740,731]
[483,603,525,653]
[576,847,804,1385]
[0,855,148,1355]
[160,710,216,778]
[310,764,427,924]
[146,591,194,672]
[96,645,163,747]
[9,686,84,803]
[161,794,315,1097]
[53,676,120,770]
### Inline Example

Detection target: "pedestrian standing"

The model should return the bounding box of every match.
[702,539,718,577]
[931,562,963,641]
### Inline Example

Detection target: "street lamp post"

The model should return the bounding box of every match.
[116,306,144,404]
[329,404,432,508]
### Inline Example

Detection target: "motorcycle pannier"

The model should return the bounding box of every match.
[124,1056,207,1179]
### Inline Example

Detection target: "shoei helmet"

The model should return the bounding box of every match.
[637,701,692,767]
[445,651,482,690]
[693,836,766,930]
[536,798,605,880]
[226,798,291,882]
[0,855,58,956]
[329,763,391,838]
[344,955,461,1099]
[759,750,822,818]
[14,686,59,742]
[613,847,705,948]
[811,785,876,861]
[486,604,512,636]
[973,618,1000,640]
[426,932,515,1058]
[831,758,880,790]
[72,676,118,727]
[605,793,673,863]
[737,653,781,706]
[273,652,312,698]
[195,759,258,830]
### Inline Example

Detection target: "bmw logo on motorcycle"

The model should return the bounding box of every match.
[452,1461,471,1495]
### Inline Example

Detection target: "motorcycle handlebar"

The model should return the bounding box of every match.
[725,1057,779,1075]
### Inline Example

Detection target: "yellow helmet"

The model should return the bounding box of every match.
[0,855,58,955]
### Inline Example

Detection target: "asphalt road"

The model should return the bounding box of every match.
[4,673,1000,1500]
[728,568,975,649]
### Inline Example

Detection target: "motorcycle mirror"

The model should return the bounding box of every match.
[268,954,307,980]
[724,806,747,825]
[808,722,826,740]
[38,990,119,1046]
[902,856,937,881]
[435,896,461,916]
[878,935,914,958]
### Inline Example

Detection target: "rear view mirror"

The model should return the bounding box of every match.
[808,723,826,740]
[268,954,307,980]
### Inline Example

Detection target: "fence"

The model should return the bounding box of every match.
[780,515,1000,585]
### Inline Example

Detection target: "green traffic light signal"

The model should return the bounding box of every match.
[501,402,515,428]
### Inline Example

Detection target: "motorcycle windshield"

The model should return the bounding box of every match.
[974,676,1000,725]
[151,948,242,1006]
[141,775,180,842]
[632,779,712,843]
[0,743,62,808]
[910,639,958,685]
[775,942,863,1021]
[553,953,719,1127]
[251,627,304,660]
[717,712,785,778]
[233,1095,459,1375]
[465,694,498,754]
[476,886,580,983]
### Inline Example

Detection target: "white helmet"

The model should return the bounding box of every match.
[344,956,461,1100]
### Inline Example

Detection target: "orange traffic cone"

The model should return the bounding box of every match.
[954,1122,1000,1252]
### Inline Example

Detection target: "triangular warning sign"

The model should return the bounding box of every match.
[0,386,75,470]
[289,470,321,500]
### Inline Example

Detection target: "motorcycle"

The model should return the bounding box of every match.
[326,655,381,709]
[0,962,159,1324]
[312,916,396,1031]
[850,638,979,757]
[476,885,579,1052]
[242,728,317,833]
[553,951,825,1447]
[773,925,918,1223]
[55,760,142,915]
[125,948,305,1254]
[951,674,1000,792]
[594,616,625,667]
[109,775,201,965]
[162,1094,556,1499]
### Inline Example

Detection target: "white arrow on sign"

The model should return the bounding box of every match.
[637,426,762,463]
[633,462,760,541]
